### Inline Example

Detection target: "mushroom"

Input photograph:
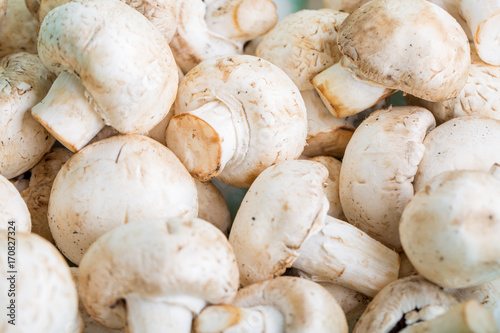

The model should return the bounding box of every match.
[170,0,277,73]
[229,160,400,297]
[195,179,231,236]
[48,134,199,265]
[406,47,500,123]
[0,52,55,179]
[339,106,436,250]
[193,276,348,333]
[460,0,500,65]
[308,155,346,220]
[31,0,178,152]
[312,0,470,118]
[353,275,458,332]
[426,0,473,41]
[0,174,30,232]
[20,147,72,243]
[79,216,239,332]
[0,0,38,57]
[413,116,500,192]
[165,54,307,188]
[0,232,83,332]
[400,169,500,289]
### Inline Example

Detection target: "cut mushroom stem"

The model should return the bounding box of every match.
[461,0,500,65]
[312,62,393,118]
[292,215,400,297]
[125,294,205,333]
[205,0,277,42]
[167,100,237,181]
[400,300,497,333]
[194,304,284,333]
[31,72,105,152]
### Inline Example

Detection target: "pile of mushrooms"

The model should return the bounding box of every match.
[1,0,500,331]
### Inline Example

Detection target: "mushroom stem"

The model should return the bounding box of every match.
[292,216,400,297]
[312,62,394,118]
[399,300,498,333]
[166,100,237,182]
[194,305,284,333]
[204,0,277,41]
[461,0,500,65]
[124,294,205,333]
[31,71,105,153]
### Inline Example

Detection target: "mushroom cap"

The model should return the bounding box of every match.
[21,147,73,243]
[168,54,307,188]
[0,0,38,58]
[0,232,82,332]
[37,0,178,134]
[413,116,500,191]
[79,216,239,329]
[353,275,458,332]
[400,170,500,289]
[231,277,348,333]
[48,134,198,265]
[255,9,348,91]
[0,52,56,179]
[195,179,231,236]
[0,173,30,232]
[339,106,436,250]
[229,160,329,286]
[337,0,470,101]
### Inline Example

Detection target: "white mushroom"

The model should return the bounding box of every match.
[313,0,470,118]
[48,134,199,265]
[20,147,72,243]
[170,0,277,73]
[400,169,500,289]
[0,52,55,179]
[79,216,239,332]
[0,232,83,332]
[194,276,348,333]
[406,47,500,123]
[0,174,30,232]
[195,179,231,236]
[0,0,38,57]
[460,0,500,65]
[166,54,307,188]
[339,106,436,250]
[229,160,400,297]
[426,0,473,40]
[353,275,459,332]
[31,0,178,152]
[413,116,500,192]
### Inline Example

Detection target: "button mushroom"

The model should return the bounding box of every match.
[0,232,83,332]
[78,216,239,332]
[194,276,348,333]
[48,134,198,265]
[170,0,277,73]
[195,179,231,236]
[413,116,500,192]
[339,106,436,250]
[0,52,55,179]
[0,0,38,57]
[0,173,30,232]
[313,0,470,118]
[400,169,500,289]
[229,160,400,297]
[31,0,178,152]
[166,54,307,188]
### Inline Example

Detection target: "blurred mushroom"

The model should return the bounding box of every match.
[313,0,470,118]
[400,169,500,289]
[48,134,198,265]
[166,54,307,188]
[0,174,30,232]
[0,0,38,57]
[0,232,83,332]
[194,276,348,333]
[0,52,55,179]
[339,106,436,250]
[32,0,178,152]
[79,217,239,332]
[20,147,72,243]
